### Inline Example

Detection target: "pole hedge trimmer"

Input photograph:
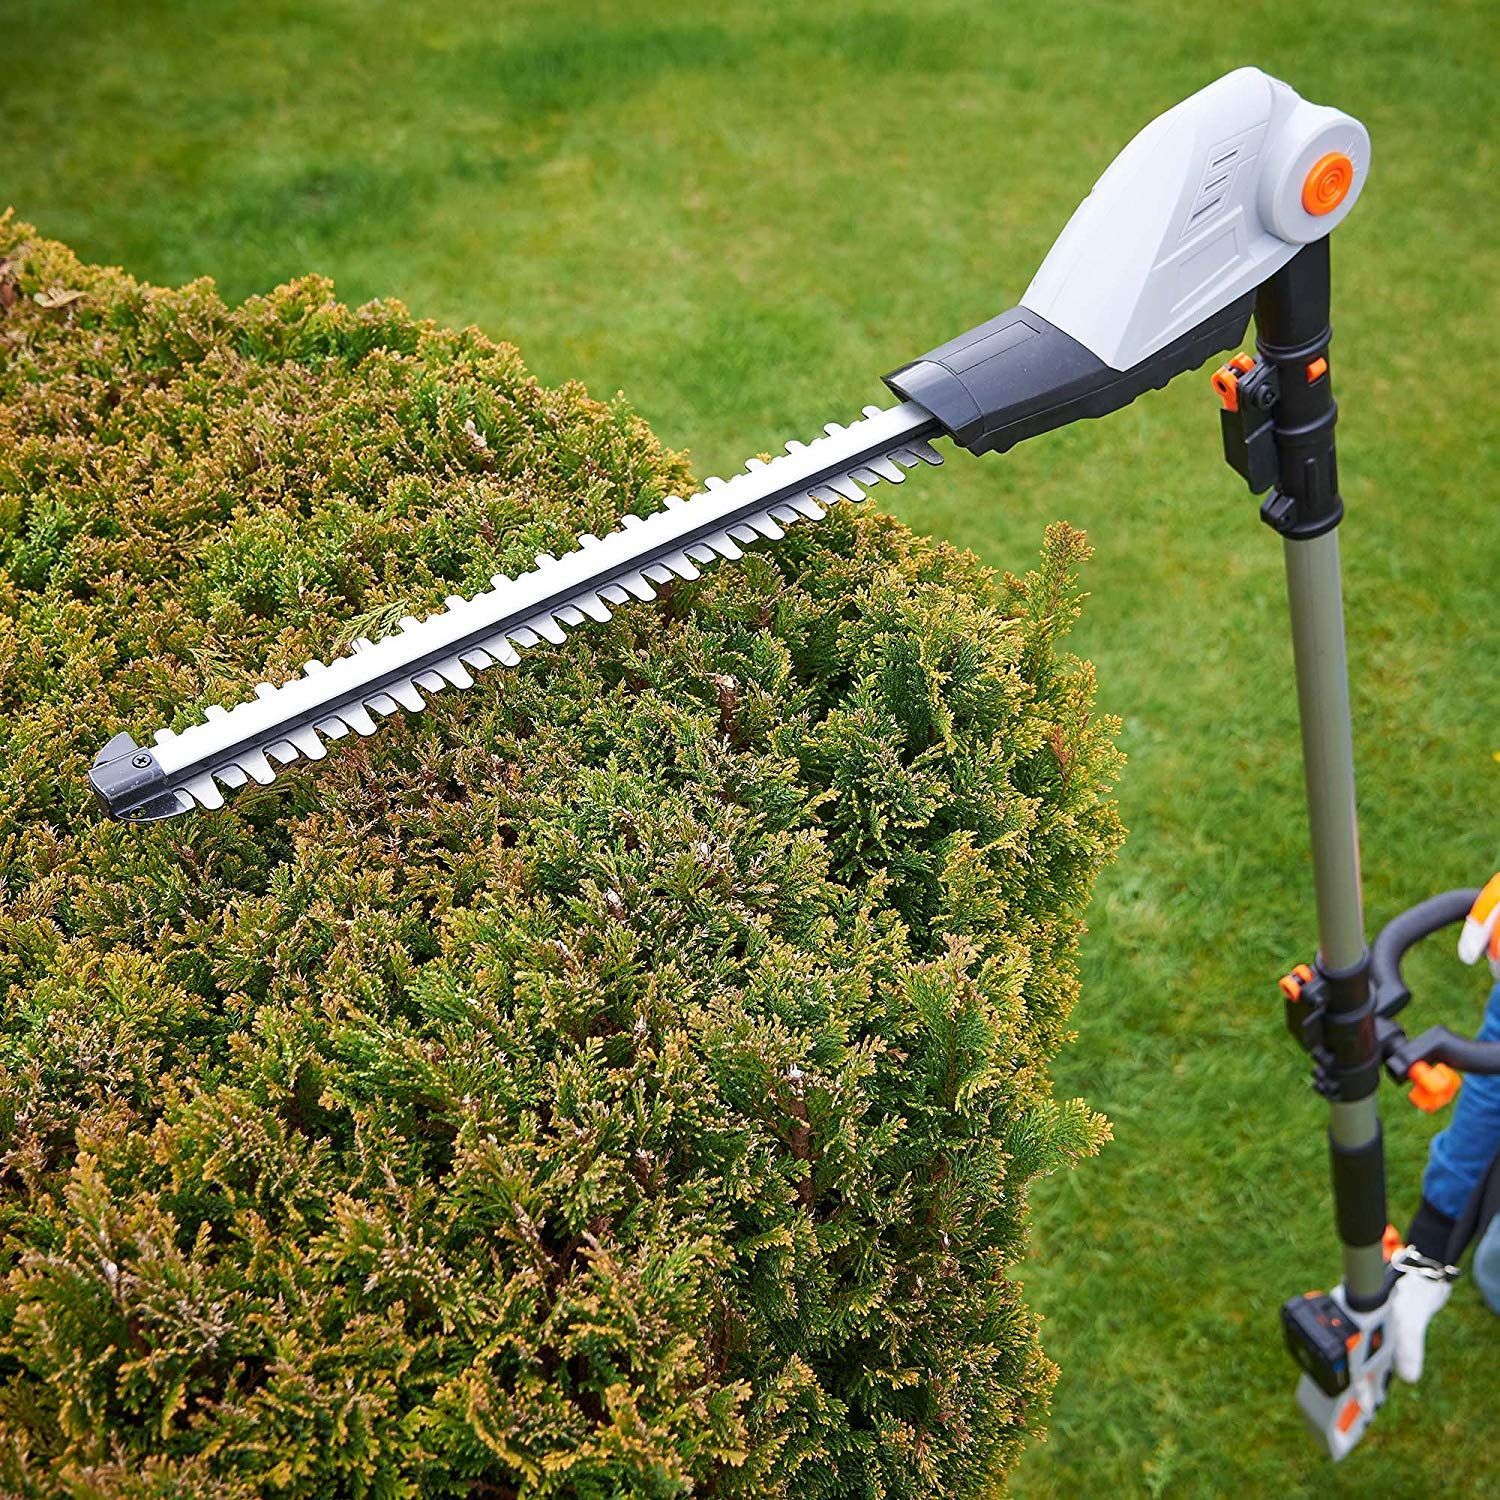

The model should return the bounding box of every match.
[87,67,1500,1457]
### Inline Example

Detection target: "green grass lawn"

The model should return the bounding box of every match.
[5,0,1496,1492]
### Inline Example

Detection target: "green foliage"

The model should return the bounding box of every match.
[0,221,1121,1498]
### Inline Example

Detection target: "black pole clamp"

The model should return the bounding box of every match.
[1212,239,1343,538]
[1281,956,1380,1103]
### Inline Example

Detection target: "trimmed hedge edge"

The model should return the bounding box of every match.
[0,216,1123,1499]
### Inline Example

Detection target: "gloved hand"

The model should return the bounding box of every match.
[1389,1250,1458,1383]
[1458,875,1500,977]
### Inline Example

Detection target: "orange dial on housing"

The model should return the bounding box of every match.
[1302,152,1355,216]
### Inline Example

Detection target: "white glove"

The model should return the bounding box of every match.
[1390,1255,1457,1383]
[1458,875,1500,977]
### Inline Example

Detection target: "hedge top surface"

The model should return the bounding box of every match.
[0,217,1121,1499]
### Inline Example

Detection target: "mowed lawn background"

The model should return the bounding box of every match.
[3,0,1495,1493]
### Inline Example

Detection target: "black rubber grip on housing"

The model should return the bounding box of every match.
[884,293,1255,456]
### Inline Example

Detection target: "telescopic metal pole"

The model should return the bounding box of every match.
[1283,530,1385,1300]
[1254,240,1387,1304]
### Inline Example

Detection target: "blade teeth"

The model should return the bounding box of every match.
[116,402,944,822]
[434,657,475,688]
[185,775,225,810]
[525,614,568,645]
[289,726,327,759]
[343,704,378,735]
[896,439,942,466]
[573,593,614,623]
[746,513,785,540]
[237,750,275,785]
[485,636,524,665]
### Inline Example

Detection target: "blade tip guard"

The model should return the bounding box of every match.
[89,731,188,823]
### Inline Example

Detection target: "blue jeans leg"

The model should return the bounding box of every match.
[1421,983,1500,1222]
[1474,1214,1500,1314]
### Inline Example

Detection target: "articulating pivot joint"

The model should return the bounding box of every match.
[1215,240,1345,539]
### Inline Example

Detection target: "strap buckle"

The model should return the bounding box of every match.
[1390,1245,1461,1284]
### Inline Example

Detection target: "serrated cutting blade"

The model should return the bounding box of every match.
[90,400,943,821]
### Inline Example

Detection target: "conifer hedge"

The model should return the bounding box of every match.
[0,216,1122,1498]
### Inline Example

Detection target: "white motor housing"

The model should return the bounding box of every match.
[1022,67,1370,371]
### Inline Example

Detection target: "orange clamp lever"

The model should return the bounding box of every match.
[1279,963,1316,1002]
[1211,353,1256,413]
[1408,1061,1461,1113]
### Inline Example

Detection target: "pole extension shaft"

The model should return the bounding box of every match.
[1251,241,1385,1305]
